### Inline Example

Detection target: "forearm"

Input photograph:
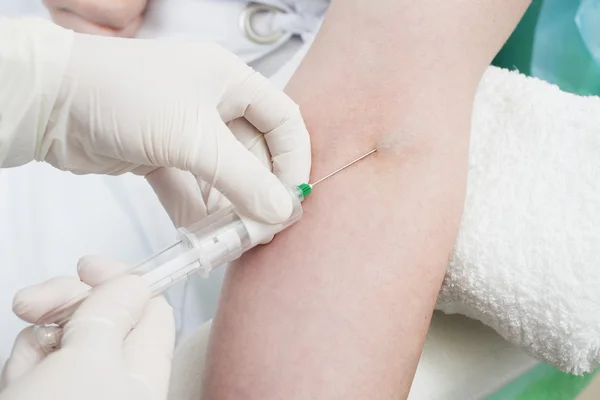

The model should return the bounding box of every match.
[202,1,529,399]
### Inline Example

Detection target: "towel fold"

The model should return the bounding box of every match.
[437,66,600,375]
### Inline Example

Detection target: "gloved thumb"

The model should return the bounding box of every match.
[61,275,150,351]
[12,277,89,324]
[0,327,46,389]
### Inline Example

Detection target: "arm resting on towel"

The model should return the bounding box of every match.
[202,1,531,399]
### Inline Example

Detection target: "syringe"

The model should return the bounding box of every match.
[35,149,377,329]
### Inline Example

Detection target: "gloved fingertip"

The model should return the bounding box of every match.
[258,234,275,245]
[11,287,35,317]
[12,279,62,317]
[77,255,132,286]
[152,296,175,316]
[271,145,312,187]
[251,183,293,224]
[11,277,89,323]
[76,255,102,275]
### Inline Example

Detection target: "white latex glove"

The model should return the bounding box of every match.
[1,20,311,225]
[0,256,175,400]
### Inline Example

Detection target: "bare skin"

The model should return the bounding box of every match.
[43,0,147,37]
[201,1,531,399]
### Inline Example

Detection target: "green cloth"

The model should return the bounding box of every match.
[485,364,597,400]
[492,0,600,96]
[492,0,543,75]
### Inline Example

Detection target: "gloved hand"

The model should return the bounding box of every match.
[43,0,148,37]
[37,27,311,225]
[0,256,175,400]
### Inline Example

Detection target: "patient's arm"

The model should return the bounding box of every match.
[202,1,530,399]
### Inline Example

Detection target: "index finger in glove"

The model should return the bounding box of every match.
[62,276,150,351]
[12,277,90,325]
[13,257,135,325]
[218,71,311,186]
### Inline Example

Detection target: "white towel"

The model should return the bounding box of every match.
[437,66,600,375]
[271,39,600,373]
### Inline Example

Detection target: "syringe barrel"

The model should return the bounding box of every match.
[138,185,305,295]
[35,186,305,326]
